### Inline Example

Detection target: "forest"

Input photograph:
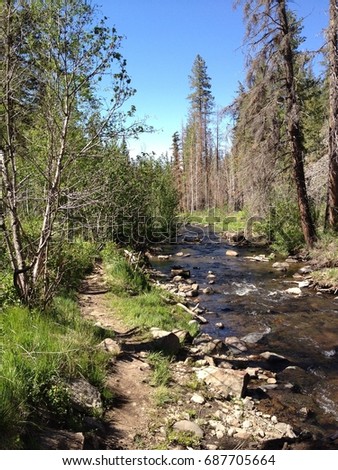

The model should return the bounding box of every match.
[1,0,338,451]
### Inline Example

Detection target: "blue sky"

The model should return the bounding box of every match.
[98,0,328,157]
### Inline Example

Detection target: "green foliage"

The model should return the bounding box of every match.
[102,245,198,335]
[0,301,109,449]
[166,429,201,448]
[153,386,177,407]
[50,239,97,293]
[102,243,149,294]
[148,352,172,387]
[262,197,305,255]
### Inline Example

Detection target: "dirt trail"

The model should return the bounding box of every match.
[78,265,155,450]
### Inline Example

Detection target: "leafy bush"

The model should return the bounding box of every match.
[262,197,305,254]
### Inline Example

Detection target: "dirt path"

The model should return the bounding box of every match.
[78,265,156,450]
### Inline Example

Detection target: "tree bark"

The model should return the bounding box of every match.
[277,0,317,247]
[327,0,338,231]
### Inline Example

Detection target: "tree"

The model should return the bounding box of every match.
[235,0,317,247]
[1,0,138,305]
[171,131,183,210]
[327,0,338,231]
[186,54,214,209]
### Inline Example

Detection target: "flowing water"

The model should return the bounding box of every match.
[151,226,338,439]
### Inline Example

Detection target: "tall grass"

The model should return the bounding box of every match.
[0,300,109,449]
[102,244,199,335]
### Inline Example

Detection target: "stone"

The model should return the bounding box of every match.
[207,273,216,279]
[245,367,259,378]
[172,329,193,344]
[267,377,277,384]
[172,275,183,282]
[202,287,214,295]
[171,268,190,278]
[215,322,224,329]
[241,328,271,345]
[242,420,253,429]
[299,265,313,274]
[195,366,250,399]
[272,262,290,271]
[285,287,302,295]
[98,338,121,356]
[275,423,297,438]
[67,378,102,414]
[173,420,204,438]
[158,255,170,260]
[186,289,199,297]
[190,393,205,405]
[260,351,290,366]
[234,429,251,439]
[224,336,247,354]
[298,280,310,288]
[150,330,181,355]
[176,252,184,257]
[226,249,239,257]
[206,444,218,450]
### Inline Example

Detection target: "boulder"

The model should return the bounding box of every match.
[171,268,191,278]
[260,351,290,366]
[285,287,302,295]
[67,378,102,414]
[195,366,250,399]
[171,328,193,344]
[173,420,204,438]
[98,338,121,356]
[272,262,290,271]
[202,287,214,295]
[150,329,181,355]
[224,336,247,354]
[299,265,313,274]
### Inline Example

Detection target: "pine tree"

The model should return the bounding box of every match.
[186,54,214,209]
[235,0,317,247]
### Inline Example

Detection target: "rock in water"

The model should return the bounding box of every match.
[224,336,247,354]
[226,249,239,257]
[272,262,290,271]
[285,287,302,295]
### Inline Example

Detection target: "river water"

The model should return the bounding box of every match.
[151,225,338,440]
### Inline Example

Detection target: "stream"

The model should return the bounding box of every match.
[151,225,338,440]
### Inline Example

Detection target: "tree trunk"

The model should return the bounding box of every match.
[278,0,317,247]
[327,0,338,231]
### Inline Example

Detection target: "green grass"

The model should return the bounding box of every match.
[102,245,199,336]
[180,208,248,233]
[148,351,172,387]
[311,268,338,288]
[0,299,110,449]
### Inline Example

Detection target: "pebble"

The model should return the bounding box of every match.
[191,393,205,405]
